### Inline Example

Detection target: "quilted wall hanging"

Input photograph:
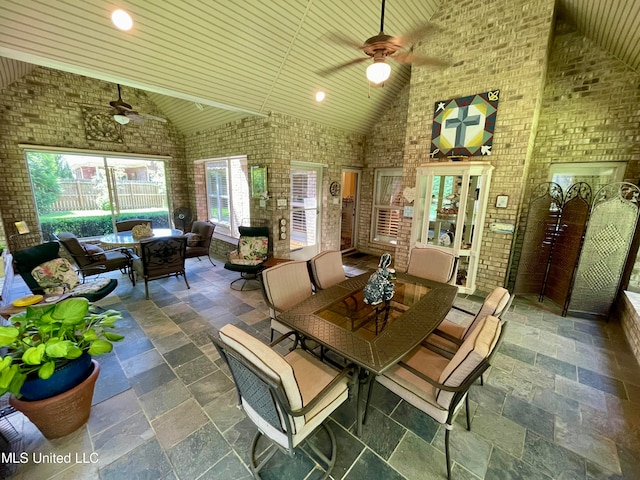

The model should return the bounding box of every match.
[430,90,499,157]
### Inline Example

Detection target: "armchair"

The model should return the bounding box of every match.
[223,226,270,291]
[210,324,355,480]
[184,221,216,266]
[12,242,117,303]
[425,287,510,357]
[259,260,313,342]
[115,219,152,232]
[132,236,189,300]
[369,315,506,480]
[55,232,135,285]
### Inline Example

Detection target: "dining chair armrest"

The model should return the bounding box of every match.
[432,328,464,345]
[286,363,357,417]
[269,330,301,347]
[397,359,487,393]
[450,305,475,317]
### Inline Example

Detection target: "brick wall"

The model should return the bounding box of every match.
[395,0,556,292]
[185,113,364,259]
[0,67,188,245]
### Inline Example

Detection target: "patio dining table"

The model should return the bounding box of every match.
[277,271,458,435]
[99,228,183,254]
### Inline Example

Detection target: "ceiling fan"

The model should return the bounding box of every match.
[319,0,449,83]
[109,84,167,125]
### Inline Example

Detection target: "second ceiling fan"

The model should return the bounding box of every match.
[110,84,167,125]
[319,0,449,83]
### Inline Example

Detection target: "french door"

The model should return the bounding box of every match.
[290,162,322,260]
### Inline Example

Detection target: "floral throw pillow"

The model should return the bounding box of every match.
[238,236,268,260]
[31,258,81,294]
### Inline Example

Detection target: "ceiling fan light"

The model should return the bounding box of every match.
[113,114,130,125]
[366,61,391,84]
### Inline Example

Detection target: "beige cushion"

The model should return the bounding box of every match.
[426,287,510,354]
[436,315,501,408]
[219,324,349,446]
[219,324,304,430]
[262,261,313,312]
[309,251,345,290]
[83,243,106,261]
[407,248,456,283]
[377,346,451,424]
[31,258,81,294]
[185,232,201,247]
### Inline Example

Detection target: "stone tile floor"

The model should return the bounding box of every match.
[1,252,639,479]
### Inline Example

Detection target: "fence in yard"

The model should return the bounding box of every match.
[50,180,166,212]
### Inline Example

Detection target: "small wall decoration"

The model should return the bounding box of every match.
[430,90,499,157]
[496,195,509,208]
[81,106,123,143]
[251,165,268,198]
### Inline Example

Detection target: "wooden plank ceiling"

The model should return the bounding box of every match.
[0,0,638,136]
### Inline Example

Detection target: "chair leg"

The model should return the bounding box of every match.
[480,373,484,386]
[465,395,471,430]
[207,255,216,267]
[445,428,452,480]
[183,272,190,290]
[363,372,375,425]
[144,279,149,300]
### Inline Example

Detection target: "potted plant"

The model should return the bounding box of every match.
[0,297,124,438]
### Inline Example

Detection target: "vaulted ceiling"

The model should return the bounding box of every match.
[0,0,638,136]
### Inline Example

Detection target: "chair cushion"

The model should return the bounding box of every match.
[219,324,304,424]
[238,236,268,260]
[185,232,201,247]
[407,248,456,283]
[309,251,345,290]
[70,278,112,295]
[83,243,106,261]
[31,258,81,294]
[436,315,501,408]
[262,261,313,312]
[461,287,509,341]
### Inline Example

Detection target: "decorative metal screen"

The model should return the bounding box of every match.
[568,183,640,318]
[514,183,563,296]
[544,183,591,315]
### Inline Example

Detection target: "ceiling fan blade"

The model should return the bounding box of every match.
[323,32,365,50]
[394,22,440,47]
[392,51,450,67]
[317,57,369,77]
[138,112,167,123]
[124,112,145,124]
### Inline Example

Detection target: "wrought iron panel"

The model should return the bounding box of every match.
[514,183,563,296]
[544,183,591,314]
[568,183,640,318]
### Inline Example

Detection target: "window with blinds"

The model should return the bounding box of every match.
[204,156,249,237]
[371,168,403,245]
[290,168,318,248]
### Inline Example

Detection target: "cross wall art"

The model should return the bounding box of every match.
[430,90,499,157]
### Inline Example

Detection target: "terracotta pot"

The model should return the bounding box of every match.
[10,360,100,439]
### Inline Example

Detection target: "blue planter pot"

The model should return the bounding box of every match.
[19,353,92,401]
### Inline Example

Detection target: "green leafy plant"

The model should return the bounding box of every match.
[0,297,124,397]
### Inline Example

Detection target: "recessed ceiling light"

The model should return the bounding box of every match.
[315,91,326,102]
[111,9,133,31]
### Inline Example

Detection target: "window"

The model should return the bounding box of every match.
[371,168,403,245]
[25,150,171,240]
[205,156,250,238]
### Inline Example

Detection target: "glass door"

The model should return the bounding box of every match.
[290,163,322,260]
[26,151,171,239]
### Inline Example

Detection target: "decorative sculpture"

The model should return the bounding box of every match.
[363,253,395,306]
